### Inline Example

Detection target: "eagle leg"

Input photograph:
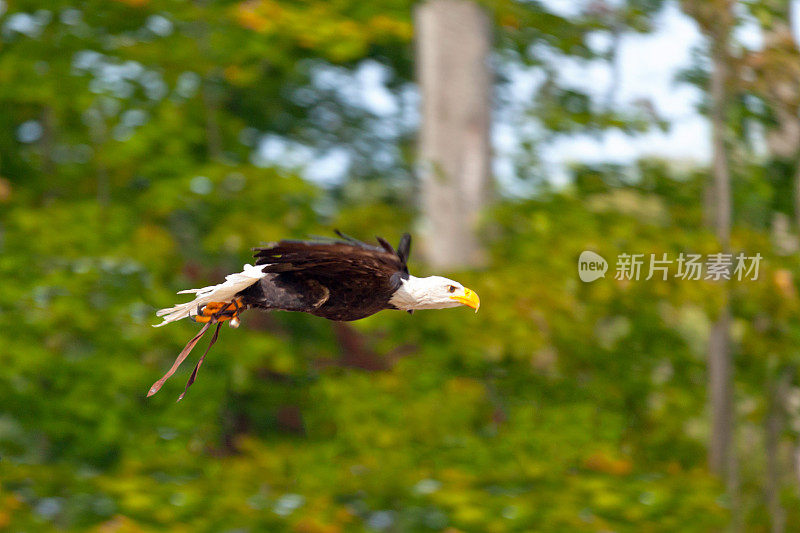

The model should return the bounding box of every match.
[193,298,245,324]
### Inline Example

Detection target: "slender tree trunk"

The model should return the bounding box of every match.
[196,0,223,161]
[765,368,790,533]
[794,164,800,230]
[709,41,731,249]
[40,106,56,177]
[707,18,739,517]
[708,308,733,473]
[86,104,110,207]
[740,2,800,520]
[0,155,5,252]
[201,77,223,160]
[794,440,800,498]
[708,36,735,471]
[756,2,800,228]
[756,5,800,524]
[761,1,800,229]
[416,0,491,269]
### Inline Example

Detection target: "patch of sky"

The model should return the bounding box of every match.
[175,71,201,98]
[60,8,81,26]
[146,14,173,37]
[272,494,304,516]
[17,120,43,143]
[3,11,46,38]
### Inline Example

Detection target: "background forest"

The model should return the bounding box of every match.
[3,0,800,531]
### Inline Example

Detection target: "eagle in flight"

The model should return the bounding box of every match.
[149,232,480,400]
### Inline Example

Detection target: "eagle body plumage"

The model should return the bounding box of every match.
[238,272,403,321]
[245,234,410,321]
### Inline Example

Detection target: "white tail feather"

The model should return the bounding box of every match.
[153,264,267,327]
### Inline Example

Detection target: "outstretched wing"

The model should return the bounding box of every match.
[254,232,410,280]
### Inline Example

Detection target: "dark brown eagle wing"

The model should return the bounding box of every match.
[251,233,412,320]
[253,233,409,280]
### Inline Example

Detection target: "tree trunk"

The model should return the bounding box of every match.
[708,307,734,478]
[415,0,491,269]
[709,40,731,249]
[794,163,800,230]
[765,368,790,533]
[196,0,224,161]
[86,104,110,208]
[40,106,56,177]
[707,17,738,509]
[756,1,800,228]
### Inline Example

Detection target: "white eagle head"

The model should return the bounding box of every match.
[389,275,480,312]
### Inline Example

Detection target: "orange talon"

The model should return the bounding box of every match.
[192,299,245,324]
[229,298,244,311]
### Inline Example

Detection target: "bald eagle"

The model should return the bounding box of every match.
[149,232,479,400]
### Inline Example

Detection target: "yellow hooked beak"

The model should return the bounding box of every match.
[450,287,480,313]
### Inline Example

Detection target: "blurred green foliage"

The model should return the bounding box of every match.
[2,0,800,531]
[5,157,754,532]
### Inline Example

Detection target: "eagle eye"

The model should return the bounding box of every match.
[447,285,456,293]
